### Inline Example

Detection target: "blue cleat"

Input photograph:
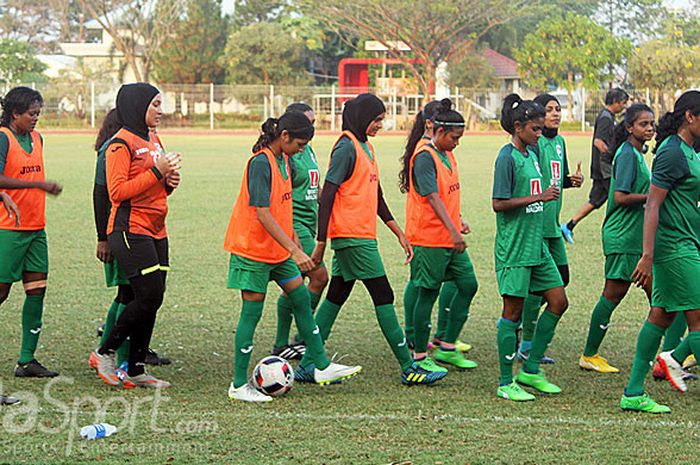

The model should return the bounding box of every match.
[560,223,574,244]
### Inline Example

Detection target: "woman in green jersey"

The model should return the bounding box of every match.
[492,94,569,402]
[400,99,472,354]
[579,104,654,373]
[620,91,700,413]
[272,102,328,359]
[517,94,583,364]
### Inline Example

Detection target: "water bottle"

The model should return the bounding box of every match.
[80,423,117,440]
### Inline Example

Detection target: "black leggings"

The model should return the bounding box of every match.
[100,271,166,376]
[326,275,394,307]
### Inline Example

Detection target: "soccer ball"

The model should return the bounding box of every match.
[251,356,294,397]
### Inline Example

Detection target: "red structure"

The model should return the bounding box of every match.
[337,58,424,93]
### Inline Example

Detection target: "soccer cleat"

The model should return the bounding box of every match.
[656,351,688,393]
[314,362,362,386]
[122,372,171,389]
[0,394,20,406]
[517,350,556,365]
[89,351,119,386]
[620,393,670,414]
[15,359,59,378]
[516,369,561,394]
[145,348,171,366]
[401,361,448,385]
[115,362,129,382]
[497,381,536,402]
[434,348,477,369]
[579,354,620,373]
[271,343,306,361]
[455,340,472,353]
[652,360,665,380]
[228,382,272,402]
[683,355,697,370]
[415,357,448,373]
[560,223,574,244]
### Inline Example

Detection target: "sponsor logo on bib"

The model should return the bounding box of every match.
[308,169,319,188]
[526,178,544,213]
[550,160,561,185]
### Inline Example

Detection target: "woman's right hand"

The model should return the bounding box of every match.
[156,152,181,177]
[311,242,326,266]
[292,247,315,272]
[41,180,63,196]
[451,231,467,253]
[631,254,653,288]
[539,186,560,202]
[0,192,20,226]
[96,240,113,263]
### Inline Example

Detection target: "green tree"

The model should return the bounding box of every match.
[0,39,46,85]
[233,0,288,27]
[153,0,228,84]
[447,53,496,89]
[221,22,311,85]
[628,40,700,115]
[514,13,631,118]
[302,0,531,102]
[596,0,667,43]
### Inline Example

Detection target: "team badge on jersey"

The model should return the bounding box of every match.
[550,160,561,184]
[308,169,320,188]
[556,144,563,158]
[530,178,542,196]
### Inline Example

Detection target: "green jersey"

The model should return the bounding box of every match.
[536,135,569,238]
[290,145,320,233]
[602,141,650,255]
[95,140,109,186]
[492,143,547,269]
[651,135,700,263]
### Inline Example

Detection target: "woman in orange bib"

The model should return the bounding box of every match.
[297,93,446,385]
[224,111,362,403]
[400,103,479,373]
[0,87,63,382]
[90,83,181,389]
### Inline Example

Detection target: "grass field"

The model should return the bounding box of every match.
[0,133,697,465]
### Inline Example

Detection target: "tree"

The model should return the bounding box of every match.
[301,0,530,102]
[0,0,62,52]
[447,53,496,89]
[0,39,47,85]
[232,0,288,27]
[595,0,667,43]
[628,40,700,115]
[514,13,631,118]
[221,22,312,85]
[152,0,228,84]
[77,0,185,81]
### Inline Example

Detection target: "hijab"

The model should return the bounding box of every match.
[533,93,559,139]
[116,83,160,140]
[342,93,385,142]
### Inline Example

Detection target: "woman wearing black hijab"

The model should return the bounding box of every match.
[296,93,447,386]
[89,83,181,389]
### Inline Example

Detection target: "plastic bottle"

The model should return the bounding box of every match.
[80,423,117,440]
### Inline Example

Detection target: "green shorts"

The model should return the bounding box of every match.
[496,258,564,298]
[410,246,476,290]
[652,254,700,312]
[605,253,640,282]
[228,254,301,294]
[545,236,568,266]
[331,241,386,281]
[295,226,325,268]
[0,229,48,283]
[104,259,129,287]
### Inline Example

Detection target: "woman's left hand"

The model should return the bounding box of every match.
[166,171,181,189]
[461,219,471,234]
[569,161,584,188]
[399,235,413,264]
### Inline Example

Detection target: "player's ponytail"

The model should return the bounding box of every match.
[252,110,315,152]
[500,94,544,136]
[94,108,122,152]
[399,99,452,193]
[654,90,700,153]
[610,103,653,157]
[431,103,465,135]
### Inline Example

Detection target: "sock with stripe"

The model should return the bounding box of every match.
[625,320,664,397]
[233,299,264,388]
[583,295,618,356]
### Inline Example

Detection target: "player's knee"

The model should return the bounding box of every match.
[549,292,568,315]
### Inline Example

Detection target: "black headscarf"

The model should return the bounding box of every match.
[533,93,559,139]
[116,83,160,140]
[342,93,385,142]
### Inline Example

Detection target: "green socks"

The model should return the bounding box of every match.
[435,281,458,340]
[497,317,519,385]
[233,299,264,388]
[19,293,45,364]
[524,310,561,374]
[101,300,130,366]
[583,295,618,357]
[403,280,418,346]
[662,313,687,352]
[412,287,439,353]
[671,336,692,364]
[287,286,329,370]
[625,320,665,397]
[376,303,413,371]
[686,331,700,364]
[313,298,342,342]
[443,277,477,344]
[520,294,543,343]
[274,294,294,348]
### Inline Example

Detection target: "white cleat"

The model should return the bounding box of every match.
[228,382,272,402]
[657,351,688,393]
[314,362,362,385]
